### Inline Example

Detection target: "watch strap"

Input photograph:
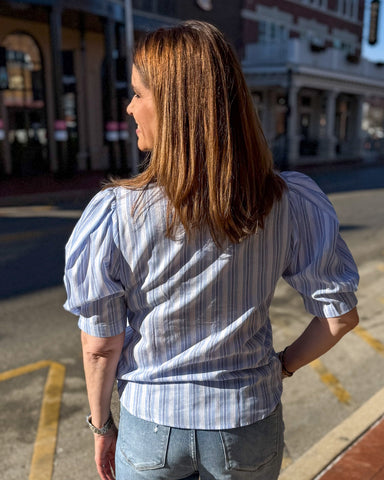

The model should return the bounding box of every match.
[86,411,115,435]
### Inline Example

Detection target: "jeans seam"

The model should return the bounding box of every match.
[190,430,198,472]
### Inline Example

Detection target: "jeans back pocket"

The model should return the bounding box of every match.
[219,404,283,472]
[117,407,171,471]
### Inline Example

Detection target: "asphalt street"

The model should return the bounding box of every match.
[0,162,384,479]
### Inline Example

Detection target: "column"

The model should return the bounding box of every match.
[77,12,91,171]
[0,91,11,175]
[124,0,139,175]
[354,95,366,159]
[264,89,276,142]
[116,23,129,175]
[104,12,120,173]
[49,0,67,176]
[324,90,337,160]
[287,85,299,167]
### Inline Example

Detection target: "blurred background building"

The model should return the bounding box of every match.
[242,0,384,168]
[0,0,383,179]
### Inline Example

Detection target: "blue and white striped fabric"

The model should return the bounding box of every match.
[63,171,359,429]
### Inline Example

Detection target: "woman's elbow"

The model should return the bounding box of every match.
[332,307,359,336]
[81,331,125,359]
[343,307,359,331]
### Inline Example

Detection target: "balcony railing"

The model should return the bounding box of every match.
[242,39,384,83]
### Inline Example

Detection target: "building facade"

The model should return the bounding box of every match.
[242,0,384,167]
[0,0,242,178]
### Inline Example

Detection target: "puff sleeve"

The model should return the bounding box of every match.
[281,171,359,318]
[63,188,127,337]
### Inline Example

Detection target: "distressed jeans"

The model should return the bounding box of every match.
[115,403,284,480]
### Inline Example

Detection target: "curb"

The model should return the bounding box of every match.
[278,386,384,480]
[0,188,98,207]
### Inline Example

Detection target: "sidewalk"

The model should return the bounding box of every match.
[318,416,384,480]
[279,387,384,480]
[1,158,384,207]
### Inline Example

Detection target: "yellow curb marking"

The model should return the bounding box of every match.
[0,360,66,480]
[377,264,384,272]
[310,359,350,404]
[353,326,384,357]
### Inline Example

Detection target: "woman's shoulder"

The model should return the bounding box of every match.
[280,170,322,194]
[85,184,156,210]
[280,171,329,203]
[279,171,335,214]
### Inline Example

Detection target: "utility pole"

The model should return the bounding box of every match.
[124,0,139,175]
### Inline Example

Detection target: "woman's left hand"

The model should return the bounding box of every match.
[94,426,118,480]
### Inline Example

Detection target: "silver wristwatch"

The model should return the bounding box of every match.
[86,411,115,435]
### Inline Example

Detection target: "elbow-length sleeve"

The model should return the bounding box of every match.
[281,171,359,319]
[63,188,127,337]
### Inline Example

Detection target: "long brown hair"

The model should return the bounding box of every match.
[111,20,285,245]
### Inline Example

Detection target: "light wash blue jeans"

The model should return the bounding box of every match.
[115,403,284,480]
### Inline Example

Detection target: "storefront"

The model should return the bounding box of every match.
[0,0,139,178]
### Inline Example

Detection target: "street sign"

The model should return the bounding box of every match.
[369,0,380,45]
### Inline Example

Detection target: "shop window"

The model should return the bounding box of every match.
[1,32,48,175]
[2,33,44,108]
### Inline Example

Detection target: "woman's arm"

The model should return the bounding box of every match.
[281,307,359,375]
[81,330,125,480]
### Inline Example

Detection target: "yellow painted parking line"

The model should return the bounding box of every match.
[29,362,66,480]
[353,325,384,357]
[0,361,66,480]
[0,360,53,381]
[310,359,350,404]
[378,263,384,272]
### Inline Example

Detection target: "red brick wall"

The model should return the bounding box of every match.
[244,0,364,41]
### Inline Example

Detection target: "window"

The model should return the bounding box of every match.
[2,33,44,108]
[301,0,328,8]
[258,21,288,44]
[338,0,359,19]
[1,32,48,175]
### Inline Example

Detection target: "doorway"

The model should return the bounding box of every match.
[7,107,48,175]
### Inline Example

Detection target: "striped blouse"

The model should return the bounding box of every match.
[63,171,359,429]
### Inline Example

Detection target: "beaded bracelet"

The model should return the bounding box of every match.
[278,347,295,377]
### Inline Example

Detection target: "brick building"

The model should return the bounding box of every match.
[242,0,384,167]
